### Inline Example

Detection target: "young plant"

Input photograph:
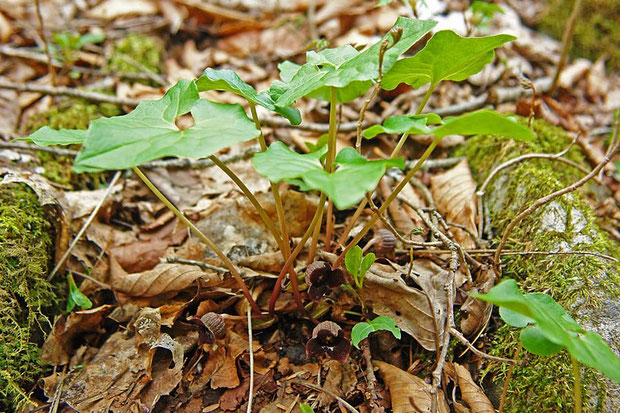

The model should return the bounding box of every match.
[66,273,92,312]
[344,245,375,290]
[474,279,620,412]
[351,315,401,349]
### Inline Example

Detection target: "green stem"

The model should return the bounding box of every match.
[208,155,283,250]
[325,87,339,171]
[390,83,437,159]
[334,136,441,269]
[132,167,261,315]
[499,342,522,413]
[572,356,582,413]
[269,192,327,315]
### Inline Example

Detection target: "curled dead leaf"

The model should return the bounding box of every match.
[453,363,495,413]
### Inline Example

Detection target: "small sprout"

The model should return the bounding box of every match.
[351,316,401,348]
[305,261,346,301]
[373,228,396,256]
[345,245,375,289]
[190,312,226,344]
[305,321,351,362]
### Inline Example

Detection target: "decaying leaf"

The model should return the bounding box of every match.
[363,260,449,351]
[430,159,478,248]
[460,268,495,336]
[374,360,449,413]
[453,363,495,413]
[318,360,358,408]
[110,256,222,297]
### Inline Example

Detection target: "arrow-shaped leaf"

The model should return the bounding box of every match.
[364,110,534,141]
[253,143,404,209]
[273,17,437,105]
[382,30,515,90]
[473,279,620,383]
[352,316,402,348]
[196,68,301,125]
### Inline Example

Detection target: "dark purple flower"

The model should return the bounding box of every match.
[305,261,346,301]
[189,312,226,344]
[305,321,351,362]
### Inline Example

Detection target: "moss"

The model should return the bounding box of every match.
[24,99,120,189]
[458,118,619,412]
[107,33,163,77]
[0,183,64,410]
[536,0,620,71]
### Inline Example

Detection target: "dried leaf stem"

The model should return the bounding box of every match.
[132,166,261,314]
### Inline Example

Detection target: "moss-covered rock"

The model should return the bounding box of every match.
[456,118,619,412]
[0,183,64,410]
[107,33,163,76]
[536,0,619,71]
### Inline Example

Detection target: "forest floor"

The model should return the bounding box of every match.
[0,0,618,412]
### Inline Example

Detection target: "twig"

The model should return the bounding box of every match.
[166,257,231,273]
[140,145,260,169]
[69,270,111,290]
[48,171,122,280]
[499,342,522,413]
[295,381,360,413]
[550,0,583,94]
[493,120,619,274]
[449,327,515,364]
[407,248,618,262]
[33,0,56,85]
[0,140,78,156]
[0,78,141,106]
[247,305,254,413]
[360,339,382,412]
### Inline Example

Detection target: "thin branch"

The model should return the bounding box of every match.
[33,0,56,85]
[140,145,260,169]
[247,305,255,413]
[449,327,515,364]
[550,0,584,94]
[0,140,78,156]
[166,257,231,273]
[295,381,360,413]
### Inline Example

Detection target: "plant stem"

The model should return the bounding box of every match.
[499,342,522,413]
[390,83,436,158]
[208,155,283,249]
[572,356,582,413]
[334,137,441,269]
[33,0,56,86]
[323,199,334,252]
[269,193,327,315]
[132,167,261,315]
[307,209,323,265]
[550,0,583,94]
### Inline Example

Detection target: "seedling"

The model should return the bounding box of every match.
[468,1,504,32]
[474,279,620,412]
[66,272,92,312]
[344,245,375,289]
[351,316,402,348]
[24,17,533,327]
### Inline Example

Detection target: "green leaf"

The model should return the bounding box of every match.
[520,325,563,356]
[196,68,301,125]
[499,306,534,328]
[67,80,259,172]
[474,279,620,383]
[470,1,504,19]
[253,143,404,209]
[352,316,402,348]
[359,253,376,281]
[364,110,534,141]
[299,404,315,413]
[382,30,515,90]
[66,273,92,312]
[22,127,87,146]
[273,17,437,105]
[345,245,363,278]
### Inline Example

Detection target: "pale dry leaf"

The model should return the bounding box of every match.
[454,363,495,413]
[0,10,12,42]
[363,260,449,351]
[318,360,357,408]
[374,360,449,413]
[87,0,158,19]
[460,268,495,336]
[430,159,478,248]
[110,256,222,297]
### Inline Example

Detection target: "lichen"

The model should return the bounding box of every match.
[24,99,120,189]
[0,183,63,410]
[457,118,619,412]
[107,33,163,77]
[536,0,619,71]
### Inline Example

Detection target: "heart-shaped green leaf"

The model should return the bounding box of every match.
[520,325,563,356]
[364,110,534,141]
[196,68,301,125]
[352,316,402,348]
[54,80,260,172]
[273,17,437,105]
[382,30,515,90]
[253,143,404,209]
[474,279,620,383]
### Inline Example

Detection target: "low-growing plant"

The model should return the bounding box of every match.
[474,279,620,412]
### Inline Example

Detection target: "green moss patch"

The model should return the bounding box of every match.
[457,118,619,412]
[0,183,63,410]
[108,33,164,76]
[536,0,620,71]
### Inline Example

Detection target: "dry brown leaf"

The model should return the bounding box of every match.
[454,363,495,413]
[374,361,449,413]
[87,0,158,19]
[41,305,113,365]
[0,10,13,41]
[110,256,222,297]
[460,268,495,336]
[318,360,357,408]
[430,159,478,248]
[363,260,449,351]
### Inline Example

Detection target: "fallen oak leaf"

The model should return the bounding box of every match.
[453,363,495,413]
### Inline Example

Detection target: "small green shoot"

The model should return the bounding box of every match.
[345,245,376,289]
[469,1,504,30]
[473,279,620,383]
[351,316,401,348]
[299,403,315,413]
[66,273,92,312]
[52,31,105,64]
